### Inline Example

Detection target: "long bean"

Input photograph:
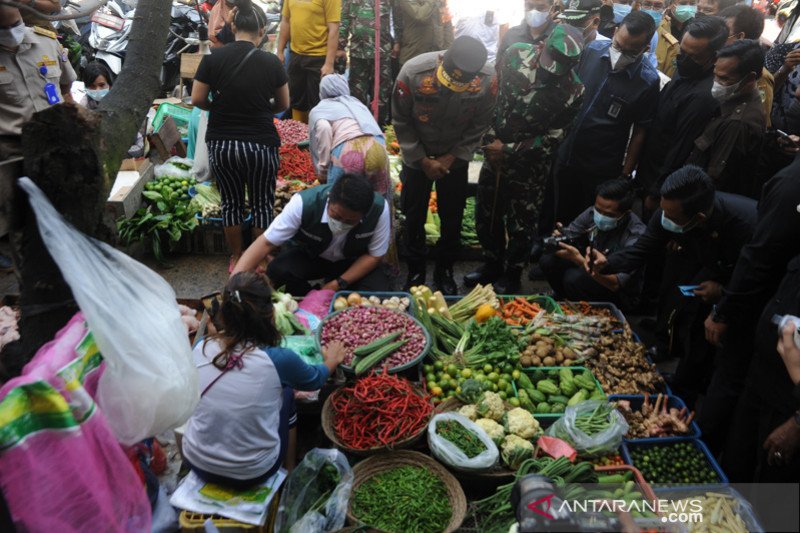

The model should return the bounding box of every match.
[351,466,452,533]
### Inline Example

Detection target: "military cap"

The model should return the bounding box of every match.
[437,35,488,92]
[539,24,584,75]
[559,0,603,20]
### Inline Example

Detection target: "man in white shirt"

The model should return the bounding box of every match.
[233,174,391,295]
[452,1,511,63]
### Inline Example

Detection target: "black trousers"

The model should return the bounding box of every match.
[287,54,325,112]
[267,247,390,296]
[539,253,621,305]
[400,163,468,272]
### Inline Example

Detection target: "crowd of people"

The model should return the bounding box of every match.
[2,0,800,490]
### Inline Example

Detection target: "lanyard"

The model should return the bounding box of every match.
[198,352,245,397]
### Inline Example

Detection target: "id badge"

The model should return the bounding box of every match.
[607,96,626,119]
[485,10,494,25]
[44,82,60,105]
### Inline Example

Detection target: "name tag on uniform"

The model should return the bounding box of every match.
[607,101,622,119]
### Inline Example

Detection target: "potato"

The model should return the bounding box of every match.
[520,355,533,367]
[532,356,542,366]
[555,352,564,363]
[543,356,556,366]
[536,346,550,358]
[564,347,576,359]
[532,333,542,341]
[347,293,362,305]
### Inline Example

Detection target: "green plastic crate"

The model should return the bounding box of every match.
[152,102,193,134]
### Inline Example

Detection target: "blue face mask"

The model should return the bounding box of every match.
[660,212,697,234]
[86,88,110,101]
[673,4,697,23]
[593,208,622,231]
[612,3,632,23]
[643,9,663,26]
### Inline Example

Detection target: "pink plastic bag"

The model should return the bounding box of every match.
[0,313,151,532]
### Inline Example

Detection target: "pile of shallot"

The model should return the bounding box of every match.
[275,119,309,145]
[320,306,427,368]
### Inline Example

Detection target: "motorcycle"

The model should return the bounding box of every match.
[85,0,136,75]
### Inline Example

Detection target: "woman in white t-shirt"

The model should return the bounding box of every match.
[182,272,345,488]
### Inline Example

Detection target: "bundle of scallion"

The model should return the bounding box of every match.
[448,284,499,323]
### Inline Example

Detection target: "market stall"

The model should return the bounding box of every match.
[173,285,766,533]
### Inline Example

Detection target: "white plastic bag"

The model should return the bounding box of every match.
[428,413,499,471]
[275,448,353,533]
[155,156,194,181]
[192,111,211,182]
[545,400,628,458]
[19,177,199,445]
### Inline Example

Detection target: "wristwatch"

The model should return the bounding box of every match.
[336,277,349,290]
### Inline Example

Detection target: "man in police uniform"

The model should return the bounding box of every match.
[465,24,585,294]
[392,35,495,294]
[0,6,76,160]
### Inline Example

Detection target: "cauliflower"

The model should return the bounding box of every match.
[476,391,505,421]
[501,434,534,470]
[458,404,478,421]
[503,407,541,439]
[475,418,505,445]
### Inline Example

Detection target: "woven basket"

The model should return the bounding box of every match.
[321,384,431,457]
[346,451,467,533]
[434,397,517,481]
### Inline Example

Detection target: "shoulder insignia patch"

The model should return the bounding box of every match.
[33,26,57,40]
[417,74,438,95]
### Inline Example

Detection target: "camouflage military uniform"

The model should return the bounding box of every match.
[339,0,395,125]
[476,35,585,267]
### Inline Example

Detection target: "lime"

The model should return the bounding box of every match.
[512,369,521,380]
[181,180,189,186]
[498,391,507,400]
[474,374,486,382]
[423,364,434,374]
[427,381,438,391]
[487,372,499,383]
[483,364,493,373]
[505,385,514,396]
[447,390,456,398]
[491,383,499,392]
[509,397,521,407]
[434,361,444,371]
[455,386,462,395]
[461,368,473,379]
[446,364,458,376]
[426,373,437,384]
[498,379,509,390]
[439,379,450,391]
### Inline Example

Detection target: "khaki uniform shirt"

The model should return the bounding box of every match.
[655,16,679,79]
[392,51,496,167]
[757,67,774,128]
[396,0,441,66]
[0,26,76,138]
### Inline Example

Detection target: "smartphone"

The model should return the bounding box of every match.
[201,291,222,317]
[678,285,701,297]
[776,129,800,147]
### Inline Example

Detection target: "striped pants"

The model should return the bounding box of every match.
[207,140,279,229]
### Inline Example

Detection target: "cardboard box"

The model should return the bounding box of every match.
[106,158,154,219]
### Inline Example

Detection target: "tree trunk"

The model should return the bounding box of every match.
[0,0,172,381]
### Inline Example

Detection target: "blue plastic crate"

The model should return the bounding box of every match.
[656,485,765,532]
[328,291,414,316]
[622,439,728,485]
[610,394,701,443]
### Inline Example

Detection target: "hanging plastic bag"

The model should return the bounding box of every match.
[19,178,199,445]
[274,448,353,533]
[428,413,499,471]
[545,400,628,458]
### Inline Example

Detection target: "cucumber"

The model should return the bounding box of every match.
[527,388,547,404]
[535,402,551,414]
[353,331,402,357]
[549,394,570,405]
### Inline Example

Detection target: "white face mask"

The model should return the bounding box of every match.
[328,217,355,235]
[609,46,642,71]
[525,8,551,29]
[711,78,744,102]
[0,22,26,48]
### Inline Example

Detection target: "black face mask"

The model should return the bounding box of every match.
[676,52,707,79]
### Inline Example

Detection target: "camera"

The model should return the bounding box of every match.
[542,235,580,252]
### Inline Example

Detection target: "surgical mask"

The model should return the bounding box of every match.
[328,217,355,234]
[86,88,110,101]
[661,212,697,234]
[642,9,663,26]
[711,78,744,102]
[593,208,622,231]
[526,8,551,29]
[673,4,697,23]
[0,23,26,48]
[676,52,707,78]
[609,45,642,71]
[612,3,632,23]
